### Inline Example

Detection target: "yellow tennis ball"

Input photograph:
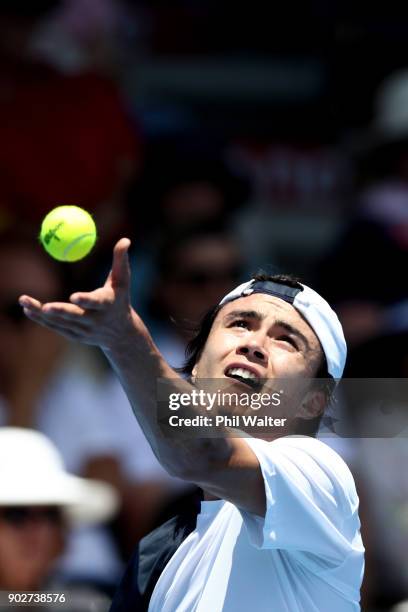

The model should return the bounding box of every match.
[39,205,97,262]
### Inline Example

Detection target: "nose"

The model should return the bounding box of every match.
[237,340,268,364]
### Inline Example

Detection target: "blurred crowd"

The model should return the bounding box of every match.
[0,2,408,611]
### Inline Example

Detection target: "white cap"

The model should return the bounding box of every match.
[219,279,347,379]
[0,428,119,526]
[375,69,408,139]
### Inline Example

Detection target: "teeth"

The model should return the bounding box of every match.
[226,367,257,381]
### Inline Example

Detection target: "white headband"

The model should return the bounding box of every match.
[219,279,347,379]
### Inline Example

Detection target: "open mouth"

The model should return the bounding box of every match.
[225,367,261,391]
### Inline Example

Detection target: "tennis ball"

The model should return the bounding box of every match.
[39,205,97,262]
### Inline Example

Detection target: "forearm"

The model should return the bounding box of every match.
[19,237,233,482]
[102,309,232,477]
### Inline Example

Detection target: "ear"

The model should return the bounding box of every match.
[297,389,326,420]
[191,364,198,381]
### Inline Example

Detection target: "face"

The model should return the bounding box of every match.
[193,294,322,379]
[159,237,242,326]
[0,246,63,383]
[192,294,325,426]
[0,506,65,590]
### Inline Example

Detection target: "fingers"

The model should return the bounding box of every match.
[20,304,89,340]
[19,295,89,325]
[19,296,86,318]
[22,303,87,325]
[110,238,131,290]
[70,287,114,310]
[19,295,43,310]
[43,302,87,319]
[18,237,132,344]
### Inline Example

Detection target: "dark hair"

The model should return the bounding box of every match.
[177,272,336,435]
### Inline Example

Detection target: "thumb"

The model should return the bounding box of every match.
[106,238,131,290]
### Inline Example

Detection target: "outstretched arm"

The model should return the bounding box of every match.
[19,239,265,516]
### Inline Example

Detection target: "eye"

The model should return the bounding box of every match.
[229,318,250,329]
[277,335,298,349]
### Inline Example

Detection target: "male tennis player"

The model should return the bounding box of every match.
[19,238,364,611]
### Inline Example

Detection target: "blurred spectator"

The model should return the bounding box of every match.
[31,0,132,74]
[126,147,251,318]
[341,332,408,610]
[143,226,245,368]
[315,69,408,348]
[0,234,179,591]
[351,69,408,189]
[130,147,251,244]
[314,70,408,602]
[0,427,117,611]
[0,0,141,257]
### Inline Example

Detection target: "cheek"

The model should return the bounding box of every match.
[195,331,240,377]
[194,347,218,378]
[0,528,28,576]
[271,351,315,377]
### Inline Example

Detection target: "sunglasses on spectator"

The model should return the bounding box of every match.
[0,507,63,526]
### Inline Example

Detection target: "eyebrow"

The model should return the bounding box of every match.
[274,319,311,351]
[223,310,311,351]
[223,310,265,324]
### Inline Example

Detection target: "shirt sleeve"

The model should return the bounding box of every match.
[239,436,364,568]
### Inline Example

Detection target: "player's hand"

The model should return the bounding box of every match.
[19,238,136,350]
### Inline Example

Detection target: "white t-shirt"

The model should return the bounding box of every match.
[149,436,364,612]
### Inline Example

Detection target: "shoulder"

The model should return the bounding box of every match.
[272,435,352,469]
[237,435,363,561]
[246,434,352,472]
[245,435,359,511]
